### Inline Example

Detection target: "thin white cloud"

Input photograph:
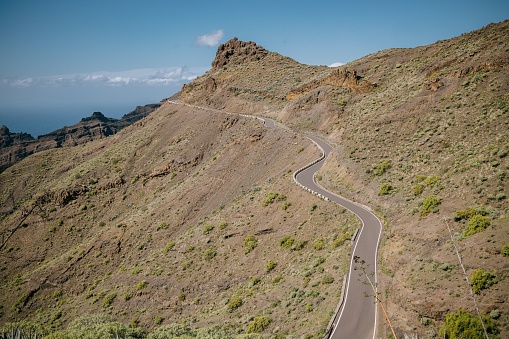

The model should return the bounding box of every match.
[195,29,224,47]
[329,62,345,67]
[2,67,208,88]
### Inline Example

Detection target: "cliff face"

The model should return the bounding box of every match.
[0,103,160,171]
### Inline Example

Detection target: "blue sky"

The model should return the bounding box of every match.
[1,0,508,136]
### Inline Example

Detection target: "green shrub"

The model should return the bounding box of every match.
[322,275,335,284]
[421,195,441,216]
[44,314,144,339]
[464,214,491,236]
[425,175,440,186]
[266,260,277,272]
[371,160,391,176]
[471,268,497,294]
[218,220,228,230]
[490,309,501,320]
[310,203,317,212]
[0,321,47,338]
[134,280,148,291]
[279,236,294,249]
[244,235,258,254]
[413,183,425,196]
[103,293,116,308]
[147,323,193,339]
[333,229,351,248]
[292,241,307,251]
[454,206,489,221]
[439,308,499,338]
[227,296,243,312]
[249,276,261,287]
[246,315,272,333]
[502,244,509,257]
[162,241,175,253]
[313,238,325,250]
[281,202,291,210]
[157,222,168,230]
[378,183,394,196]
[203,247,217,261]
[272,275,284,284]
[203,224,214,235]
[262,192,286,206]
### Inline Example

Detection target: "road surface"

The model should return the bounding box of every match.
[294,136,383,339]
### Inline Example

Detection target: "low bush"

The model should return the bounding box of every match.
[464,214,491,237]
[162,241,175,253]
[279,236,294,249]
[266,260,277,272]
[439,308,498,338]
[413,183,425,196]
[227,296,243,312]
[202,224,214,235]
[244,235,258,254]
[203,247,217,261]
[313,238,325,250]
[502,244,509,257]
[134,280,148,291]
[371,160,391,176]
[421,195,441,216]
[262,192,286,206]
[378,183,394,196]
[246,315,272,334]
[322,275,335,284]
[471,268,497,294]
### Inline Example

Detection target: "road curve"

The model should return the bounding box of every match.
[168,102,382,338]
[293,135,383,339]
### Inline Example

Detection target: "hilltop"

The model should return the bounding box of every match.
[1,20,508,338]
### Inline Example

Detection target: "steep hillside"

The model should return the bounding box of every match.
[0,102,357,337]
[1,20,508,339]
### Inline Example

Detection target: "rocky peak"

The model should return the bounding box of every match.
[0,125,10,136]
[212,37,269,69]
[81,111,108,122]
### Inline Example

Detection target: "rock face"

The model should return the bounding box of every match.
[211,37,269,69]
[0,103,160,172]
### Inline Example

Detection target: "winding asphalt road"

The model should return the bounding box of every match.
[169,101,383,338]
[262,119,383,339]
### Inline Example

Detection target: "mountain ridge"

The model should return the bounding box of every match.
[0,103,161,172]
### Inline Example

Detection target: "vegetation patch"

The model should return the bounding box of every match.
[244,235,258,254]
[246,315,272,334]
[279,236,295,249]
[378,182,394,196]
[471,268,497,294]
[266,260,277,272]
[262,192,286,206]
[464,214,491,237]
[371,160,391,176]
[227,295,244,312]
[502,244,509,257]
[439,308,499,338]
[421,195,441,216]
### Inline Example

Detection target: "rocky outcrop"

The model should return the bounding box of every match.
[286,67,375,100]
[212,38,269,69]
[0,103,160,172]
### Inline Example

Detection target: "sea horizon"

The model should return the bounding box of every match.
[0,103,151,138]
